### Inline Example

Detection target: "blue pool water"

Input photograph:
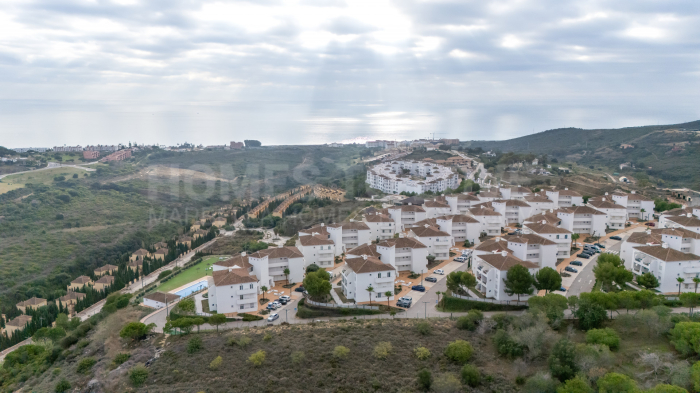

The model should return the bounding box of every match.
[173,280,208,298]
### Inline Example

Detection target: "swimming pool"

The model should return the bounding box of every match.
[173,280,208,298]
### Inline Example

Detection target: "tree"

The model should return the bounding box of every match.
[503,264,535,302]
[366,285,374,306]
[575,298,607,330]
[426,255,436,266]
[691,361,700,392]
[55,379,71,393]
[694,277,700,293]
[585,328,620,350]
[646,384,689,393]
[244,140,262,147]
[593,254,632,291]
[670,322,700,356]
[171,317,196,334]
[444,340,474,364]
[417,368,432,391]
[283,268,290,285]
[556,376,593,393]
[680,292,700,316]
[384,291,392,308]
[535,267,562,294]
[120,322,156,341]
[209,313,226,332]
[177,298,195,314]
[549,339,578,382]
[596,372,638,393]
[570,233,580,250]
[678,277,686,296]
[637,272,660,290]
[55,313,69,330]
[260,285,269,301]
[303,269,332,300]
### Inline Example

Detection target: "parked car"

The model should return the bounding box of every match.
[425,277,438,283]
[558,287,567,292]
[507,231,516,235]
[565,266,578,273]
[397,297,413,308]
[570,261,583,266]
[266,303,275,310]
[278,298,288,305]
[434,269,445,275]
[280,295,291,302]
[594,243,606,248]
[610,236,622,241]
[577,253,590,259]
[454,256,466,262]
[267,313,279,322]
[271,301,281,309]
[294,286,305,292]
[645,222,655,227]
[411,285,426,292]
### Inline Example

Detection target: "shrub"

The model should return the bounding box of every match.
[228,335,252,347]
[414,346,431,360]
[432,373,462,393]
[129,365,149,387]
[417,368,432,391]
[557,375,593,393]
[333,345,350,359]
[157,270,173,280]
[374,341,393,359]
[585,328,620,350]
[209,355,222,370]
[116,296,130,309]
[55,379,71,393]
[263,332,272,341]
[113,353,130,366]
[549,339,577,382]
[524,372,560,393]
[646,384,690,393]
[456,309,484,331]
[77,339,89,349]
[461,364,481,387]
[444,340,474,364]
[76,357,96,374]
[119,322,156,341]
[692,361,700,393]
[187,337,203,354]
[416,321,432,335]
[291,351,305,365]
[248,350,266,367]
[670,322,700,356]
[493,329,524,358]
[596,372,638,393]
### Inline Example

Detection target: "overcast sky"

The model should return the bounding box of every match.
[1,0,699,148]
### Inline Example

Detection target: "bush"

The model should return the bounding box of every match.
[557,376,593,393]
[60,334,79,349]
[461,364,481,387]
[493,329,524,358]
[692,361,700,392]
[524,373,560,393]
[417,368,432,391]
[228,335,252,347]
[248,350,266,367]
[187,337,203,354]
[291,351,305,365]
[129,365,149,387]
[444,340,474,364]
[442,296,528,312]
[416,321,432,335]
[670,322,700,356]
[585,328,620,350]
[76,357,96,374]
[596,372,638,393]
[157,270,173,280]
[549,339,578,382]
[55,379,71,393]
[209,355,222,370]
[432,373,462,393]
[575,301,607,330]
[263,332,272,341]
[456,309,484,331]
[120,322,155,341]
[646,384,690,393]
[333,345,350,359]
[414,346,431,360]
[374,342,393,359]
[113,353,130,366]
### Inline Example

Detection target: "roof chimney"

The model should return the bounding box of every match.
[542,220,547,224]
[646,229,651,235]
[565,187,568,190]
[631,190,636,194]
[501,251,508,257]
[321,223,325,227]
[408,202,412,206]
[688,213,693,218]
[241,252,246,257]
[602,197,606,201]
[662,242,669,249]
[605,192,608,196]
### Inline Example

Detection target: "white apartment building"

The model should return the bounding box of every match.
[492,199,532,225]
[387,205,428,231]
[376,237,429,272]
[631,244,700,293]
[545,188,584,208]
[472,251,539,301]
[407,225,454,260]
[477,189,503,202]
[523,210,562,226]
[296,235,336,269]
[346,243,381,259]
[366,160,459,194]
[557,206,607,236]
[327,222,371,255]
[209,256,259,314]
[423,199,452,218]
[363,213,396,241]
[588,199,627,230]
[436,214,481,244]
[445,193,481,215]
[298,224,330,238]
[247,247,305,288]
[504,234,558,270]
[621,230,663,269]
[654,228,700,254]
[499,186,532,201]
[473,237,511,257]
[341,256,396,303]
[523,222,573,259]
[661,214,700,234]
[611,191,655,220]
[524,195,556,216]
[469,206,505,236]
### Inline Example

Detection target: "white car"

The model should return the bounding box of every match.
[267,313,279,322]
[271,301,281,309]
[434,269,445,275]
[279,295,291,302]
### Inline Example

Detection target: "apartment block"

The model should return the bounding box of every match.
[435,214,481,244]
[68,276,93,291]
[94,275,114,291]
[545,188,583,208]
[407,225,454,260]
[472,251,539,301]
[297,234,336,269]
[523,195,556,216]
[523,222,573,259]
[208,261,259,314]
[611,191,655,220]
[376,237,429,272]
[94,264,118,277]
[631,244,700,294]
[387,205,428,231]
[248,247,305,288]
[556,206,607,236]
[16,297,47,313]
[588,198,627,230]
[100,149,132,162]
[492,199,532,225]
[422,199,451,218]
[499,186,532,201]
[83,150,100,160]
[346,243,381,259]
[468,206,505,236]
[363,213,397,241]
[661,214,700,234]
[3,315,33,337]
[341,256,396,303]
[327,222,371,255]
[445,193,481,215]
[503,234,558,270]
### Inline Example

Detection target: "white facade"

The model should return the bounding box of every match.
[469,206,505,236]
[499,186,531,201]
[408,226,454,260]
[209,257,260,314]
[387,205,428,231]
[661,214,700,234]
[523,222,573,259]
[557,206,607,236]
[247,247,305,288]
[546,189,584,208]
[445,194,481,215]
[611,192,655,220]
[376,237,429,272]
[296,235,336,269]
[588,199,627,230]
[423,199,452,218]
[363,213,397,241]
[436,215,481,244]
[505,234,558,270]
[472,252,539,301]
[631,245,700,293]
[366,160,459,194]
[327,222,371,255]
[341,256,396,303]
[492,200,532,225]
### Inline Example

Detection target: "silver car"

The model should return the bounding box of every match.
[267,313,279,322]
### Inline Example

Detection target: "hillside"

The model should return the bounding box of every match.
[468,120,700,188]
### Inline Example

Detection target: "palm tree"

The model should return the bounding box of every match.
[384,291,392,308]
[640,208,647,221]
[694,277,700,293]
[261,285,268,302]
[677,277,685,297]
[366,285,374,306]
[571,233,580,251]
[283,268,290,285]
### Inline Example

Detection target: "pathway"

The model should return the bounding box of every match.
[0,162,95,180]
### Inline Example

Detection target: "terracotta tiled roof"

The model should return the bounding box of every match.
[613,192,653,201]
[298,234,335,246]
[300,224,329,237]
[377,237,427,249]
[214,255,253,269]
[6,315,32,327]
[249,246,304,259]
[16,297,46,308]
[587,200,625,209]
[144,292,181,303]
[132,248,149,256]
[363,213,394,223]
[524,222,571,234]
[346,243,381,257]
[494,199,531,207]
[524,211,561,225]
[469,206,502,216]
[94,264,118,273]
[211,269,258,286]
[626,232,663,245]
[424,200,450,208]
[436,214,479,223]
[345,256,395,274]
[71,276,92,284]
[559,206,606,215]
[505,233,556,245]
[410,226,451,237]
[327,221,370,231]
[633,245,700,262]
[391,205,426,213]
[666,216,700,227]
[663,207,694,216]
[154,248,168,255]
[475,238,510,252]
[95,275,115,285]
[59,292,86,302]
[477,253,538,271]
[652,227,700,240]
[524,195,552,203]
[447,193,480,201]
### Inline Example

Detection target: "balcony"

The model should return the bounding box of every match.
[375,276,394,283]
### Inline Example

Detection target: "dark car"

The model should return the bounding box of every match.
[294,286,305,292]
[570,261,583,266]
[425,277,438,283]
[564,266,578,273]
[278,298,288,305]
[508,231,516,235]
[558,287,566,292]
[411,285,426,292]
[610,236,622,241]
[577,253,590,259]
[397,296,413,308]
[594,243,606,248]
[645,222,655,227]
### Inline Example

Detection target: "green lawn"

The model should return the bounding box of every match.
[156,255,227,293]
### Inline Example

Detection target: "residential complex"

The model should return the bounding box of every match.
[375,237,429,272]
[341,256,396,303]
[209,257,259,314]
[472,251,539,301]
[366,160,459,194]
[296,234,336,269]
[327,222,371,255]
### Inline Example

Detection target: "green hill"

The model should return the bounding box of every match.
[468,120,700,188]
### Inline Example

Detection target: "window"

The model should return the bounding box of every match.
[240,305,244,310]
[240,295,244,300]
[387,272,391,277]
[239,285,243,290]
[378,273,381,278]
[250,284,254,289]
